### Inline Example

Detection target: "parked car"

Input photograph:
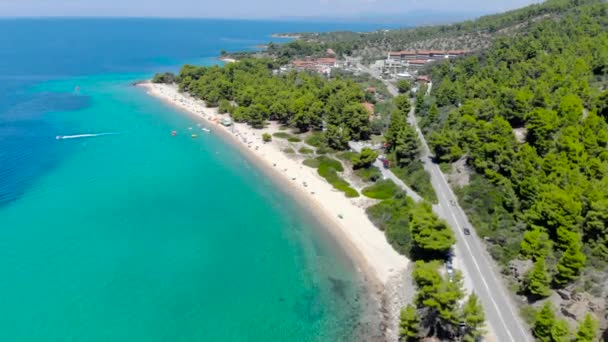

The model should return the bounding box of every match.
[463,227,471,235]
[446,259,454,280]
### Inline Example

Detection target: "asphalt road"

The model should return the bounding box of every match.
[370,70,532,342]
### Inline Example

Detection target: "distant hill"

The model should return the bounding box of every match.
[286,0,602,60]
[273,10,489,27]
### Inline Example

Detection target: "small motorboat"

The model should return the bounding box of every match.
[56,136,64,140]
[201,128,210,133]
[191,134,198,138]
[171,130,177,136]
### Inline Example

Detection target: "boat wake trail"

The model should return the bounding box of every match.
[56,133,120,140]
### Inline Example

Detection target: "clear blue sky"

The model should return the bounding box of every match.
[0,0,542,19]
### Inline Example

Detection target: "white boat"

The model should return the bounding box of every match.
[202,128,211,133]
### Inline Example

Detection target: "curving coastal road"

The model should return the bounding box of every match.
[364,65,532,342]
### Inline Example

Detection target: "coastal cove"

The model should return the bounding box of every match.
[139,81,413,338]
[0,19,401,341]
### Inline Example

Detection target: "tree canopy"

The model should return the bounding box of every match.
[420,0,608,293]
[175,59,372,149]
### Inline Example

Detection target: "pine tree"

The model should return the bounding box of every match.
[399,304,420,341]
[533,301,555,342]
[461,293,485,342]
[385,108,408,149]
[520,228,552,260]
[397,79,412,94]
[394,94,411,112]
[409,202,456,256]
[550,319,570,342]
[575,313,598,342]
[394,124,420,167]
[525,257,551,298]
[554,234,586,287]
[428,103,439,122]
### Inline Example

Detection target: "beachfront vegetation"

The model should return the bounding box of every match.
[151,72,176,84]
[302,157,358,198]
[418,0,608,303]
[305,131,326,147]
[336,151,358,162]
[354,166,381,183]
[262,133,272,142]
[367,195,415,255]
[352,148,378,169]
[272,132,291,139]
[298,147,313,154]
[303,158,319,168]
[361,179,399,200]
[399,304,420,342]
[175,59,371,150]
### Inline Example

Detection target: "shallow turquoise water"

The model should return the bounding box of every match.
[0,19,396,341]
[0,74,369,341]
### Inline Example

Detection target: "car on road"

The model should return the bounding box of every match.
[463,227,471,235]
[446,258,454,280]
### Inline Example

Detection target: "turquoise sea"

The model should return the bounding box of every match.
[0,19,392,341]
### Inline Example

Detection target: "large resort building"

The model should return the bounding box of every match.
[290,57,337,76]
[384,49,470,75]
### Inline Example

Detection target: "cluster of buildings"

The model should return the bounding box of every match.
[374,49,470,79]
[290,57,338,75]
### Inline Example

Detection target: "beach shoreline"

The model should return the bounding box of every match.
[138,81,411,340]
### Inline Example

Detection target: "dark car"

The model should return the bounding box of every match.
[463,227,471,235]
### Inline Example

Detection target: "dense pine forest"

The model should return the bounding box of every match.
[174,60,372,149]
[412,0,608,338]
[423,0,607,282]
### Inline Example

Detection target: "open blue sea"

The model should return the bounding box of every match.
[0,19,391,341]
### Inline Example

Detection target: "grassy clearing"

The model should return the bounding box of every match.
[362,179,400,199]
[299,147,314,154]
[355,166,382,182]
[391,161,438,203]
[305,131,325,147]
[316,156,344,172]
[304,156,358,197]
[318,167,359,198]
[273,132,291,139]
[316,146,335,155]
[336,151,358,162]
[283,147,295,154]
[303,158,319,168]
[274,132,302,143]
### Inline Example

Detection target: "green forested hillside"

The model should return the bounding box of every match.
[267,0,603,60]
[419,0,608,298]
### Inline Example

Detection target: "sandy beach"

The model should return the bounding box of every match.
[139,82,412,340]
